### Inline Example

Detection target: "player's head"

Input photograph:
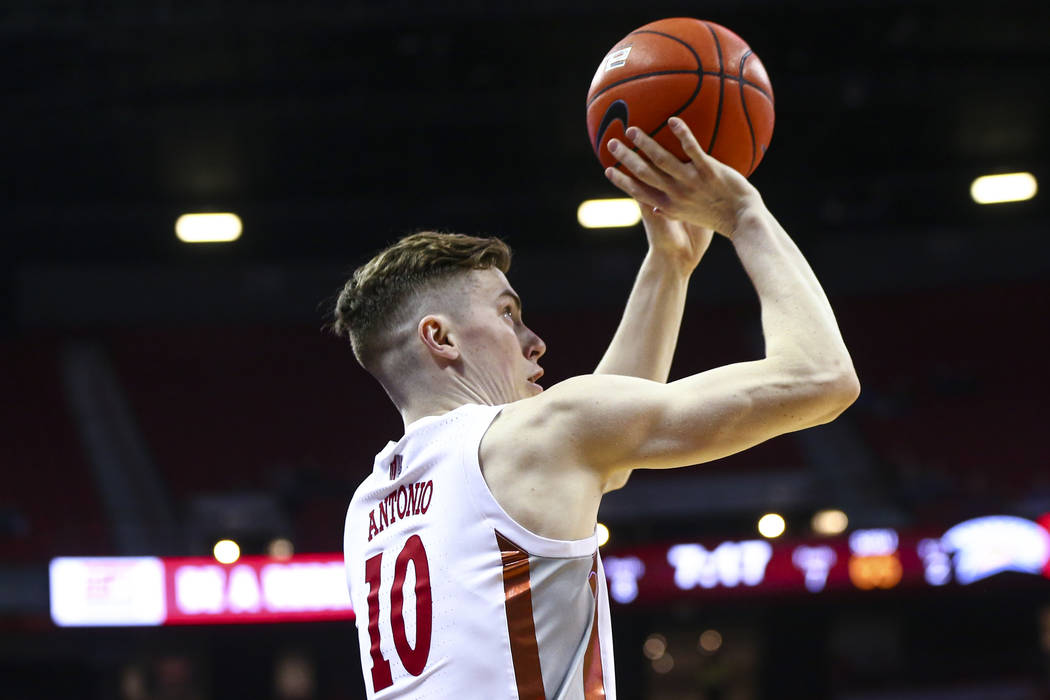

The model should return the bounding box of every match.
[331,231,546,407]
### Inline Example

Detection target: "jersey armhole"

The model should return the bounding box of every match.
[459,403,597,559]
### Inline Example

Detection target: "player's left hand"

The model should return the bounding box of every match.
[640,204,714,275]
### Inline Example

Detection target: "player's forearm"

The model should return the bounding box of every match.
[731,205,856,384]
[594,251,690,382]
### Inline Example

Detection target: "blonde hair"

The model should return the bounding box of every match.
[331,231,511,366]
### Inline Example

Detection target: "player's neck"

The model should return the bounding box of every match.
[399,382,502,431]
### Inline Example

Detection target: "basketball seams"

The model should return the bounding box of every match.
[703,21,726,153]
[620,28,704,144]
[586,70,699,108]
[738,50,758,176]
[627,29,703,70]
[591,73,703,168]
[586,70,767,108]
[628,26,773,101]
[587,19,775,176]
[724,74,770,101]
[647,68,703,143]
[586,27,773,109]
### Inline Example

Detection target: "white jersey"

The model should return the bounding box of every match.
[344,403,616,699]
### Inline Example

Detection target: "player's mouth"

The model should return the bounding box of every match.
[527,368,544,387]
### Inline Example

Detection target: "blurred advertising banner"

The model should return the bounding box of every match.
[50,554,353,627]
[50,515,1049,626]
[604,515,1050,604]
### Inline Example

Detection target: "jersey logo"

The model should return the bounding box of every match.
[388,454,403,481]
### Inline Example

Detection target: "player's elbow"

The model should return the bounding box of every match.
[810,365,860,423]
[839,368,862,404]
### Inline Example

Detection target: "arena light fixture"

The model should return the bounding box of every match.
[812,509,849,535]
[175,212,243,242]
[596,523,610,547]
[643,633,667,660]
[970,172,1037,204]
[651,653,674,674]
[698,629,723,654]
[757,513,786,539]
[213,539,241,564]
[577,198,642,228]
[268,538,295,561]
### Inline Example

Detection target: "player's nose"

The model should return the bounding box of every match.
[523,327,546,361]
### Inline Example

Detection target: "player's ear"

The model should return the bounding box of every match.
[418,315,459,361]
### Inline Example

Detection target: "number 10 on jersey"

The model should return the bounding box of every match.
[363,535,434,691]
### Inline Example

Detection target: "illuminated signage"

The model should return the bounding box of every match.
[49,557,166,627]
[596,515,1050,605]
[667,541,773,590]
[49,515,1050,626]
[604,555,645,604]
[920,515,1050,585]
[50,554,353,627]
[791,545,836,592]
[847,529,902,590]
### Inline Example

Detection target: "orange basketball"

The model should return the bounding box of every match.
[586,18,775,177]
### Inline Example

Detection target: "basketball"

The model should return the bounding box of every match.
[586,18,775,178]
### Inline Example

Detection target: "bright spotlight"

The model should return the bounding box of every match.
[812,509,849,535]
[175,213,243,243]
[213,539,241,564]
[757,513,786,538]
[970,172,1037,204]
[577,198,642,228]
[596,523,610,547]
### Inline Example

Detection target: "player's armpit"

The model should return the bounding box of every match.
[526,361,858,477]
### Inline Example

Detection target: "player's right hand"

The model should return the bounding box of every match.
[604,117,762,238]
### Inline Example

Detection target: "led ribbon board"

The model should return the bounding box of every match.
[49,516,1050,626]
[50,554,353,627]
[602,515,1050,604]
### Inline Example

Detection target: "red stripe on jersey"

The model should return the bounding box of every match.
[495,531,545,700]
[583,553,607,698]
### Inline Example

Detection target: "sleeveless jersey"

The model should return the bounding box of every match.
[344,403,616,699]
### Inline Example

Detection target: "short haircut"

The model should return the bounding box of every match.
[331,231,511,367]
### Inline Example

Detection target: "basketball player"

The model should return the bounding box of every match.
[334,117,859,698]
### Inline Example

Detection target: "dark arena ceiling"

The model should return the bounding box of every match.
[2,0,1049,316]
[2,0,1050,604]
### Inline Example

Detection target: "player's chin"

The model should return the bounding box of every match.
[525,381,544,396]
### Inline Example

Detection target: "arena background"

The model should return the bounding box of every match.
[2,1,1049,698]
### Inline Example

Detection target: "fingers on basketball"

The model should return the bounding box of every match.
[605,167,670,210]
[613,138,669,190]
[668,117,712,171]
[627,128,687,179]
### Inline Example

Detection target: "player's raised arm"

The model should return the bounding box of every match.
[593,207,713,383]
[516,117,859,482]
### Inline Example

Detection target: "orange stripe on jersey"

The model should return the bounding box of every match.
[495,531,545,700]
[583,553,607,698]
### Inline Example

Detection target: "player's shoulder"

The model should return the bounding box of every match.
[489,372,659,456]
[508,372,659,421]
[498,374,600,430]
[482,374,649,499]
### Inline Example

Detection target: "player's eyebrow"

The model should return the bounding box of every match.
[497,289,523,315]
